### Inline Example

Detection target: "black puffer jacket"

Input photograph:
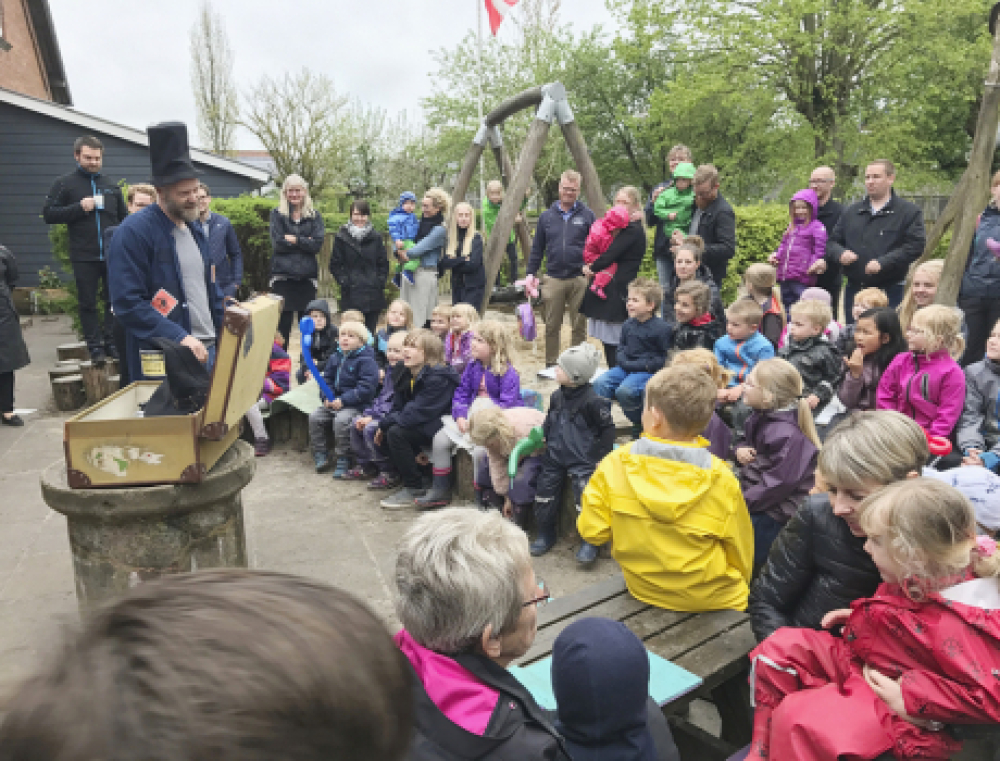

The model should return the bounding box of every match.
[329,225,390,314]
[778,336,842,409]
[42,168,126,262]
[579,220,648,324]
[269,208,326,279]
[748,494,880,642]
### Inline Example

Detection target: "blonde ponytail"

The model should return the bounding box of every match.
[753,358,822,450]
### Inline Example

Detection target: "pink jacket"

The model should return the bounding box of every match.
[774,189,827,285]
[583,206,631,267]
[877,350,966,438]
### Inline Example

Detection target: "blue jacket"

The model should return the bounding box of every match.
[527,201,596,280]
[321,345,379,409]
[961,205,1000,300]
[109,204,224,382]
[616,316,673,374]
[388,193,420,244]
[714,331,775,386]
[405,225,446,268]
[199,212,243,297]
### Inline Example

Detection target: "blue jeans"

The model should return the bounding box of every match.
[844,280,904,323]
[593,366,653,425]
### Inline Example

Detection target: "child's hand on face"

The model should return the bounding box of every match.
[726,384,743,402]
[963,449,984,468]
[806,394,820,409]
[735,446,757,465]
[456,418,469,434]
[845,348,865,378]
[716,388,730,403]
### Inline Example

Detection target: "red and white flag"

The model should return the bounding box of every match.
[486,0,519,35]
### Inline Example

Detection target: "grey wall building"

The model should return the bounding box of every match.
[0,86,270,285]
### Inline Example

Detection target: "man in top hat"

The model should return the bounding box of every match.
[109,122,224,383]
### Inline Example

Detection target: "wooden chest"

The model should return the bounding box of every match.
[63,295,282,488]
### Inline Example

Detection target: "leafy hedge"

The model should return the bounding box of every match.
[636,202,789,303]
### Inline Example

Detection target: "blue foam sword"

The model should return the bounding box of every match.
[299,316,334,402]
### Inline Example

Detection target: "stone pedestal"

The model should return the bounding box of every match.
[41,440,255,612]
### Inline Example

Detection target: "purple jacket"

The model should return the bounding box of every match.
[704,410,732,460]
[838,354,879,412]
[774,189,827,286]
[876,350,966,438]
[452,360,521,420]
[445,330,474,377]
[363,362,401,420]
[738,409,817,522]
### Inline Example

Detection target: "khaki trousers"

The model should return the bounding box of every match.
[540,274,588,366]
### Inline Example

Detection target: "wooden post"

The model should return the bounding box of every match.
[57,342,89,362]
[561,120,607,218]
[451,136,487,207]
[49,364,81,383]
[479,117,552,314]
[915,17,1000,305]
[489,135,533,265]
[53,375,86,411]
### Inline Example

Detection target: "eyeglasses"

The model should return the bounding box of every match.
[523,579,551,608]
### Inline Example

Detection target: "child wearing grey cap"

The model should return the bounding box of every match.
[531,343,616,565]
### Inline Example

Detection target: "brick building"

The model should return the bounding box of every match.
[0,0,71,105]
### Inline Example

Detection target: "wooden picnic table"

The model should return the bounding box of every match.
[515,573,757,760]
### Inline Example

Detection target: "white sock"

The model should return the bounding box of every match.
[246,401,268,440]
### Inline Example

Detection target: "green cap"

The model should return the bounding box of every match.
[672,162,696,180]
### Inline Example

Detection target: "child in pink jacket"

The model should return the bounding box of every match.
[769,189,827,313]
[583,205,631,299]
[877,305,966,440]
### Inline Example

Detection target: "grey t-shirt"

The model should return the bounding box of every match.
[689,207,703,235]
[172,225,215,341]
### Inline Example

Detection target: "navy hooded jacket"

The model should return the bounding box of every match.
[527,201,596,280]
[552,618,679,761]
[321,344,379,409]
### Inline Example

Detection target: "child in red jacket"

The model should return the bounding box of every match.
[749,477,1000,761]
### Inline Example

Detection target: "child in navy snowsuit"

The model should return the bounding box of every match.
[532,343,616,567]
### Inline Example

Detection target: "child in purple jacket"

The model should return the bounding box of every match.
[736,358,821,575]
[444,303,478,377]
[416,320,522,509]
[768,189,827,313]
[344,330,407,485]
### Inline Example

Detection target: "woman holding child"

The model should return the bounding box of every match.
[400,188,451,329]
[328,199,390,336]
[580,186,649,369]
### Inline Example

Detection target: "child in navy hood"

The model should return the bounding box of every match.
[296,298,338,384]
[552,618,679,761]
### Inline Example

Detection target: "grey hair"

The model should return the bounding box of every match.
[395,508,531,654]
[818,410,928,490]
[278,173,316,218]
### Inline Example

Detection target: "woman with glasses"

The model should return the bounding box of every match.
[394,508,567,761]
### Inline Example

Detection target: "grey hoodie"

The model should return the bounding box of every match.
[957,357,1000,468]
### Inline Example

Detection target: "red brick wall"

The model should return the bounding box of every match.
[0,0,53,101]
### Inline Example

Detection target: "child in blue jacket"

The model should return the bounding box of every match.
[388,192,420,287]
[593,278,672,436]
[308,321,379,478]
[714,299,775,402]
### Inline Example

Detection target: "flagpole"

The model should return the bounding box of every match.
[475,0,487,207]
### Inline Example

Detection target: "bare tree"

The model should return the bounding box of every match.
[240,69,351,196]
[189,0,238,155]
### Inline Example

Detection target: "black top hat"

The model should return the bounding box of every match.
[143,338,211,417]
[147,122,202,186]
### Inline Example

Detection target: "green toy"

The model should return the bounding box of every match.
[508,426,545,489]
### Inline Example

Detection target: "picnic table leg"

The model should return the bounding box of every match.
[711,667,753,748]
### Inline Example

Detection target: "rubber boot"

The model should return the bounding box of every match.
[313,450,331,473]
[414,473,452,510]
[332,456,350,479]
[530,520,557,556]
[575,540,600,566]
[474,486,493,511]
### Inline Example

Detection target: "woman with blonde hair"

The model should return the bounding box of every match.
[270,174,326,344]
[579,185,649,368]
[736,357,821,574]
[439,201,486,309]
[897,258,943,333]
[399,188,451,329]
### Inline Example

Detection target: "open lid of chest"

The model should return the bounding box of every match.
[63,294,283,488]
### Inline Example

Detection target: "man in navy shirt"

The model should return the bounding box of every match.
[526,170,596,368]
[195,182,244,299]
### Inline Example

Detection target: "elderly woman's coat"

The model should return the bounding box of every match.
[0,246,30,375]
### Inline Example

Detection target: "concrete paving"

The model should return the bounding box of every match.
[0,315,620,696]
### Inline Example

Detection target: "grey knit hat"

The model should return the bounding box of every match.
[557,342,602,385]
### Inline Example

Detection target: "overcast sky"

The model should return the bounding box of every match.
[48,0,615,150]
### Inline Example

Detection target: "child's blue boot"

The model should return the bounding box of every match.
[530,521,557,556]
[313,450,331,473]
[575,540,600,566]
[332,457,350,479]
